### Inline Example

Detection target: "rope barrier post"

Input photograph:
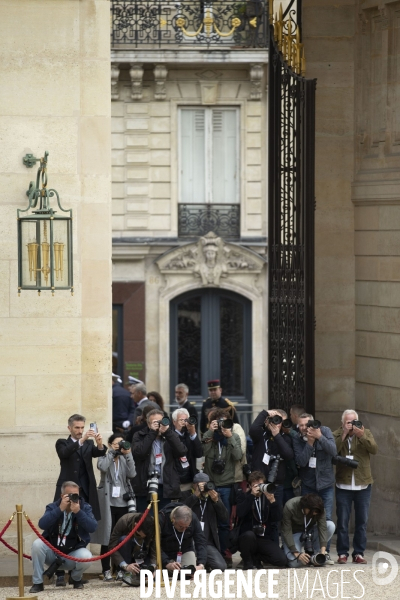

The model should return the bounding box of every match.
[151,492,165,587]
[6,505,37,600]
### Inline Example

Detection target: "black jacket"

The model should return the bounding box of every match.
[131,426,188,498]
[183,491,228,551]
[172,428,203,484]
[54,437,106,521]
[249,410,294,485]
[236,490,283,539]
[159,504,207,567]
[112,383,135,428]
[200,396,239,433]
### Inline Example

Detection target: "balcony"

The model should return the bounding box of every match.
[178,203,240,240]
[111,1,268,49]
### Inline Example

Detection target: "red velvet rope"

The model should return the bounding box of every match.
[0,515,32,560]
[24,506,151,562]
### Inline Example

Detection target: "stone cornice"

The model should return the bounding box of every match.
[111,49,269,65]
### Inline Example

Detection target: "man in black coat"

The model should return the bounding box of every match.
[171,407,203,491]
[131,408,188,512]
[54,414,106,521]
[159,504,207,573]
[236,471,287,569]
[112,377,135,433]
[173,383,199,430]
[200,379,239,434]
[182,473,227,571]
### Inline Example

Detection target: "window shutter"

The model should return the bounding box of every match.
[212,109,238,203]
[180,109,206,203]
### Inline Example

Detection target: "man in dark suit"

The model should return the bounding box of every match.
[112,376,135,433]
[173,383,199,428]
[54,414,106,521]
[200,379,239,434]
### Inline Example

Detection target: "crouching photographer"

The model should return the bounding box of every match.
[29,482,97,593]
[281,494,335,568]
[109,512,156,587]
[236,471,287,569]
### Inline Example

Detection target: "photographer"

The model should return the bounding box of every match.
[236,471,287,569]
[29,482,97,593]
[109,513,156,587]
[183,473,228,571]
[292,413,337,564]
[132,409,188,511]
[90,434,137,582]
[281,494,335,568]
[203,408,243,565]
[172,408,204,492]
[174,383,199,428]
[333,410,378,565]
[159,505,207,574]
[200,379,238,434]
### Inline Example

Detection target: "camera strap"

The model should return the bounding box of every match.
[114,458,120,481]
[217,442,223,459]
[254,497,263,524]
[57,513,73,547]
[303,515,313,532]
[199,498,208,530]
[173,527,185,555]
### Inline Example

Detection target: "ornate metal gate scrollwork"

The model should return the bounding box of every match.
[268,2,316,414]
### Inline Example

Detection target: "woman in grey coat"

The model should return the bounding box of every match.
[90,433,136,580]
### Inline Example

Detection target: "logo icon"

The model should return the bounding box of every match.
[372,551,398,586]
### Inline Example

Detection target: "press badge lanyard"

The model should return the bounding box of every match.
[134,537,145,564]
[173,527,185,563]
[255,497,263,524]
[112,458,121,498]
[58,513,73,547]
[263,436,271,465]
[304,515,312,531]
[199,499,208,531]
[347,437,353,457]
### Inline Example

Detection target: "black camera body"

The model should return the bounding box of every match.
[204,481,215,491]
[299,531,326,567]
[306,420,321,429]
[68,493,79,504]
[351,419,363,428]
[217,418,233,430]
[253,524,265,536]
[178,565,196,580]
[331,455,358,469]
[267,454,282,485]
[282,418,293,429]
[115,440,131,455]
[160,416,170,427]
[187,416,197,426]
[266,414,283,426]
[211,459,226,475]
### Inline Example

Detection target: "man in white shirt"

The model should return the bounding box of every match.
[332,409,378,565]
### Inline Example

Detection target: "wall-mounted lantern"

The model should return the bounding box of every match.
[17,151,73,296]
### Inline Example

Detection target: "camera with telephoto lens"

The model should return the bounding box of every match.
[122,490,137,513]
[258,482,277,494]
[43,556,63,580]
[350,419,363,428]
[187,416,197,426]
[178,565,196,580]
[331,455,359,469]
[306,420,321,429]
[300,531,326,567]
[147,471,159,495]
[115,440,131,455]
[282,418,293,429]
[266,414,283,426]
[211,458,226,475]
[217,418,233,430]
[67,493,79,503]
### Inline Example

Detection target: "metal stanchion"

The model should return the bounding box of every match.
[151,492,165,587]
[6,505,37,600]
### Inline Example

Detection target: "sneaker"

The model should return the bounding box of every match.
[56,574,66,587]
[324,553,334,565]
[29,583,44,593]
[122,573,140,587]
[353,555,367,564]
[337,555,348,564]
[102,569,114,582]
[116,570,125,581]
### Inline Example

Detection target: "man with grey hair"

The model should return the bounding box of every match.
[159,504,207,573]
[171,407,203,491]
[29,481,97,593]
[333,409,378,565]
[174,383,199,427]
[132,382,154,423]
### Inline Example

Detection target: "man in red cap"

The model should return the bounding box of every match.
[200,380,239,434]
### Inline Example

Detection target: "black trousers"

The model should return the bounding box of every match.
[238,531,287,568]
[101,506,129,572]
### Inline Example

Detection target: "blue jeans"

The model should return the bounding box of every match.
[216,486,231,556]
[335,484,372,557]
[282,520,336,568]
[301,484,334,552]
[31,539,92,584]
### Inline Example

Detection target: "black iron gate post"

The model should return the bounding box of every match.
[268,3,316,416]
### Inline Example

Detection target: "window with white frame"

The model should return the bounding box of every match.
[179,107,240,204]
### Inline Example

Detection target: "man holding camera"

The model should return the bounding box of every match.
[108,512,156,587]
[281,494,335,568]
[171,408,203,492]
[292,413,337,564]
[333,410,378,565]
[200,379,238,434]
[159,505,207,575]
[29,482,97,593]
[55,414,106,522]
[182,473,228,571]
[236,471,287,569]
[132,409,188,511]
[203,408,243,565]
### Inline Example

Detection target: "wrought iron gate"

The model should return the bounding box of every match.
[268,6,316,415]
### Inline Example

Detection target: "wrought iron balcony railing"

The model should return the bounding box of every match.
[111,1,268,48]
[178,203,240,239]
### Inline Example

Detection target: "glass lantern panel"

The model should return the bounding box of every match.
[20,219,40,288]
[52,219,70,288]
